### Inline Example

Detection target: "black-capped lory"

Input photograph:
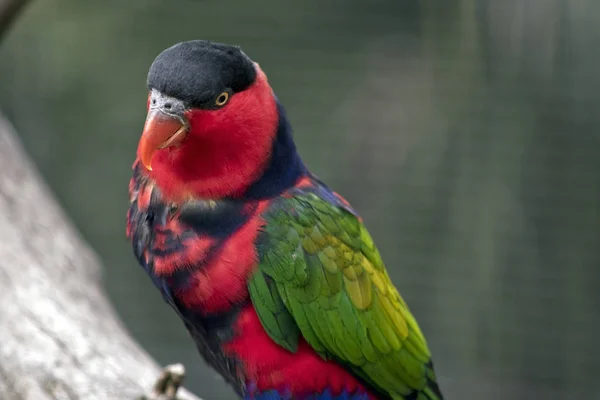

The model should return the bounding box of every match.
[126,40,444,400]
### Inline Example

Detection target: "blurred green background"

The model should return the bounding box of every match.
[1,0,599,399]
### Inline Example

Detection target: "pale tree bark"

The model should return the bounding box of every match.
[0,91,203,400]
[0,1,203,399]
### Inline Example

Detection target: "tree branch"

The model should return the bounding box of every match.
[0,3,201,399]
[0,108,203,400]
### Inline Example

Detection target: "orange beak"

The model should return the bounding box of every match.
[138,109,189,171]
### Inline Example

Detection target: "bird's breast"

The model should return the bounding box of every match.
[127,166,270,316]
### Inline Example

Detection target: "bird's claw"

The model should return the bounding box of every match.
[138,363,186,400]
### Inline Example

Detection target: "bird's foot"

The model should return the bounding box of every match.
[138,363,186,400]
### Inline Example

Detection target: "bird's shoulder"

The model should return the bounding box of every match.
[262,174,360,222]
[257,173,394,306]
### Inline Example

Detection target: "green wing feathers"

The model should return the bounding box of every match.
[248,270,300,353]
[248,192,442,399]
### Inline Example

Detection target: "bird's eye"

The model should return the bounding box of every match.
[215,92,229,107]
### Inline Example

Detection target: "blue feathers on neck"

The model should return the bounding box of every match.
[243,100,307,200]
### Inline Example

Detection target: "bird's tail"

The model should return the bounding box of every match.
[422,360,444,400]
[390,361,444,400]
[421,384,443,400]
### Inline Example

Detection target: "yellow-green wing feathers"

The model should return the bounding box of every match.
[248,191,442,400]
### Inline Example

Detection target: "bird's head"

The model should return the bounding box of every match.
[137,40,280,200]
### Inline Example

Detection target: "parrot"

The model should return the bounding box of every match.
[126,40,444,400]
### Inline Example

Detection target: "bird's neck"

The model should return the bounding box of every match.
[241,101,307,199]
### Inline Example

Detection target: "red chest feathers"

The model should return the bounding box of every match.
[172,207,267,315]
[126,171,268,315]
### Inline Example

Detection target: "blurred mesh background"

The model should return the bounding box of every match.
[1,0,599,399]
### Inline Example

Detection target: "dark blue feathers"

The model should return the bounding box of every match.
[244,387,370,400]
[243,100,307,200]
